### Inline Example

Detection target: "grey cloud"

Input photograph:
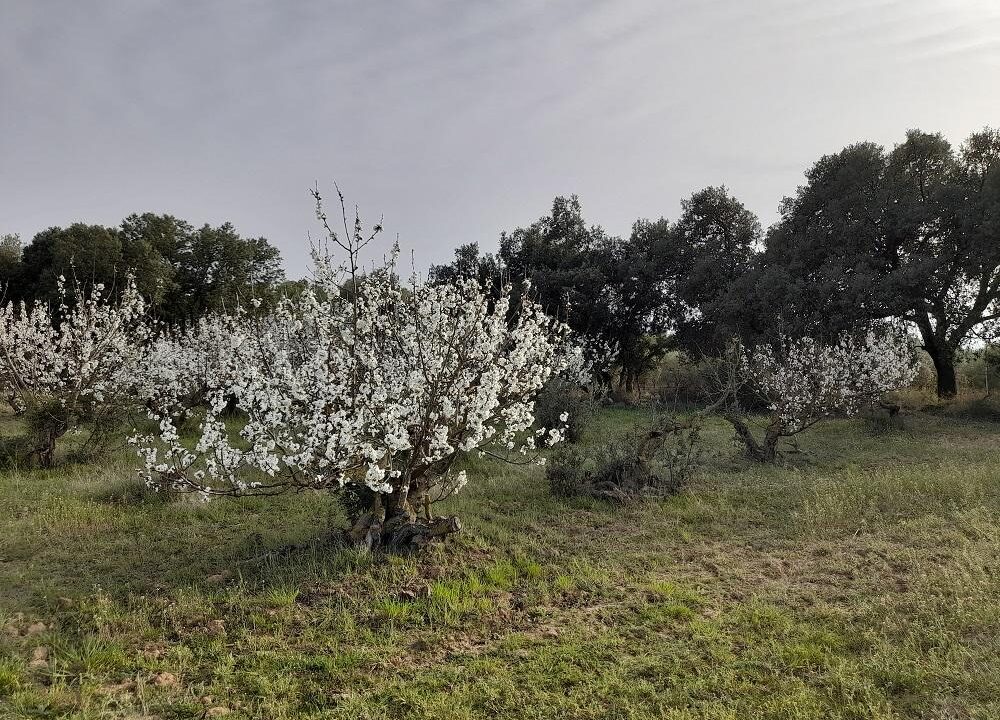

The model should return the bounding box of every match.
[2,0,999,275]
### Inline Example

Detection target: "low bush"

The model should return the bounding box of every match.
[862,408,908,437]
[655,353,712,406]
[534,378,598,443]
[546,414,702,501]
[546,445,590,498]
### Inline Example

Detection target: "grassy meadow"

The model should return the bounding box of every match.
[2,405,1000,718]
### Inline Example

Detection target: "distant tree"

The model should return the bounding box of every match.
[0,234,21,296]
[12,224,124,306]
[499,196,680,389]
[173,223,284,320]
[428,242,501,290]
[757,127,1000,397]
[12,215,285,324]
[604,219,674,391]
[497,196,612,335]
[432,197,677,391]
[654,187,762,357]
[118,213,190,314]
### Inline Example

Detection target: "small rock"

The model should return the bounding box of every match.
[25,622,47,636]
[206,707,231,717]
[29,658,48,669]
[153,671,178,687]
[542,627,560,639]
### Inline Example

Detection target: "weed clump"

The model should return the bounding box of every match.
[547,414,702,501]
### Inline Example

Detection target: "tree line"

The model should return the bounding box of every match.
[0,214,285,326]
[3,126,998,398]
[432,127,1000,398]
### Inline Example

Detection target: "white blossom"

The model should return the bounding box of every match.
[136,242,576,511]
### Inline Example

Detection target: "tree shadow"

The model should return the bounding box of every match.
[1,489,362,608]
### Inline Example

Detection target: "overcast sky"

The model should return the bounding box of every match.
[3,0,999,276]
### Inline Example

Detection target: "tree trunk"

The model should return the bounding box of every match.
[28,428,60,469]
[761,422,781,462]
[620,366,640,402]
[723,412,778,463]
[928,348,958,398]
[343,485,461,553]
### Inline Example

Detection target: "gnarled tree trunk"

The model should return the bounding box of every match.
[724,412,780,463]
[344,484,461,553]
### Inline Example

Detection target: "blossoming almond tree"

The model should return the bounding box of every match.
[136,190,576,550]
[715,325,917,462]
[0,275,151,467]
[136,312,250,423]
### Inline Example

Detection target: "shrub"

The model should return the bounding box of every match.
[925,395,1000,421]
[534,378,597,443]
[655,353,712,406]
[546,414,702,501]
[862,407,908,437]
[546,445,589,498]
[0,275,151,467]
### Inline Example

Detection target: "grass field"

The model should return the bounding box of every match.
[2,406,1000,719]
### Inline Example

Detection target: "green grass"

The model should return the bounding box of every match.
[2,408,1000,718]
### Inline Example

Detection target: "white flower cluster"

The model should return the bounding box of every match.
[745,324,918,433]
[134,250,574,507]
[135,313,247,421]
[0,275,152,462]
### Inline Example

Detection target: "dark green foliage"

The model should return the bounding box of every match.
[432,196,675,391]
[496,196,618,361]
[172,221,285,322]
[339,483,378,522]
[433,192,761,393]
[11,224,125,306]
[8,214,285,323]
[744,127,1000,397]
[428,242,502,292]
[654,353,714,406]
[533,378,597,443]
[657,186,762,357]
[545,445,589,498]
[0,233,21,295]
[602,219,674,391]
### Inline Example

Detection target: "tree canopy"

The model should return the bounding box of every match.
[6,214,285,325]
[750,127,1000,396]
[6,125,998,398]
[432,196,675,391]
